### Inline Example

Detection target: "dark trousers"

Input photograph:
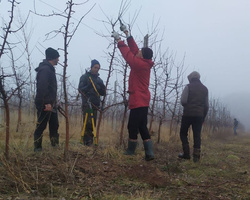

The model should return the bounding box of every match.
[128,107,151,141]
[82,107,97,144]
[34,107,59,148]
[234,126,237,135]
[179,116,203,149]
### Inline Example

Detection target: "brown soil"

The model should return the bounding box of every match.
[0,135,250,200]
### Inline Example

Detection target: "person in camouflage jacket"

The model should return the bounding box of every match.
[78,59,105,146]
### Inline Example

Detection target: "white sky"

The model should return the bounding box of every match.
[1,0,250,130]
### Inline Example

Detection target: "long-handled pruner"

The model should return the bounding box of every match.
[80,100,98,146]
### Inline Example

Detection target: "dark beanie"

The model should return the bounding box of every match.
[45,47,60,60]
[91,59,100,68]
[141,47,153,60]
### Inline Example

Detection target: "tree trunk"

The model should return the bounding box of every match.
[4,100,10,160]
[96,111,103,143]
[16,97,22,132]
[0,80,10,159]
[119,105,128,146]
[157,119,163,144]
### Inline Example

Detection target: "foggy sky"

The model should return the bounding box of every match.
[1,0,250,130]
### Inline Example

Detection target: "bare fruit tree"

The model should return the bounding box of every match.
[0,0,27,159]
[205,98,233,134]
[19,20,35,120]
[148,63,159,135]
[118,61,129,146]
[167,56,185,137]
[8,44,27,132]
[156,57,172,143]
[33,0,95,156]
[92,0,131,144]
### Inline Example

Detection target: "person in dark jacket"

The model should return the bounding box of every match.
[34,47,60,152]
[78,59,106,146]
[178,71,209,162]
[111,25,154,161]
[233,118,238,135]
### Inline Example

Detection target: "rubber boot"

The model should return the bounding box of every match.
[34,135,42,152]
[193,148,201,162]
[83,134,93,146]
[143,140,154,161]
[178,144,190,160]
[124,140,137,155]
[51,136,59,147]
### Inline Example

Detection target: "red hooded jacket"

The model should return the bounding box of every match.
[117,37,154,109]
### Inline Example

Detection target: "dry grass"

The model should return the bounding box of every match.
[0,112,250,199]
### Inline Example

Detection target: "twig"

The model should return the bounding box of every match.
[70,151,79,173]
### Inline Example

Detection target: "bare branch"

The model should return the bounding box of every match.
[67,3,96,45]
[0,0,15,59]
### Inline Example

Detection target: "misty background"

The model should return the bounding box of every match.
[0,0,250,130]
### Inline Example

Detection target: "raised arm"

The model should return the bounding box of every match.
[127,36,139,55]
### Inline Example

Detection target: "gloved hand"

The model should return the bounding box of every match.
[120,24,128,32]
[111,31,120,41]
[120,24,130,37]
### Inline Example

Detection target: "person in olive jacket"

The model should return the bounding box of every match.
[178,71,209,162]
[34,47,60,152]
[78,59,106,146]
[112,25,154,161]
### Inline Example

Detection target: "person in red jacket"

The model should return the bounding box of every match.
[112,26,154,161]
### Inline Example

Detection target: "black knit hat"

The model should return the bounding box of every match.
[45,47,60,60]
[91,59,100,68]
[141,47,153,60]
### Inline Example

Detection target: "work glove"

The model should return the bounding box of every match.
[111,31,120,41]
[120,24,130,37]
[120,23,128,32]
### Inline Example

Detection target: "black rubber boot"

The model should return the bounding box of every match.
[124,140,137,155]
[178,144,190,160]
[51,136,59,147]
[34,135,42,152]
[193,148,201,162]
[83,134,93,146]
[143,140,154,161]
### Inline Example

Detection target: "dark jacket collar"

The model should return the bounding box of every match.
[35,59,55,72]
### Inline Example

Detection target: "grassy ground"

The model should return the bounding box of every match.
[0,118,250,200]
